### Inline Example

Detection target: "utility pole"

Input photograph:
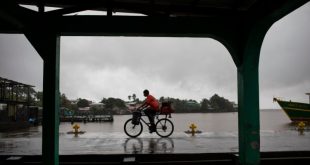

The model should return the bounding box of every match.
[306,93,310,104]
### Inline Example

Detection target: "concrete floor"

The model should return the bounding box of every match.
[1,130,309,155]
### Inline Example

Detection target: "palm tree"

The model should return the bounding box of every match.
[132,94,136,102]
[128,95,131,101]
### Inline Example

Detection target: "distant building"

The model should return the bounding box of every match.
[70,99,93,105]
[232,102,238,110]
[70,99,79,105]
[77,102,108,116]
[90,103,105,109]
[186,100,200,106]
[126,101,141,111]
[78,107,90,111]
[69,99,104,110]
[186,100,200,110]
[0,104,6,111]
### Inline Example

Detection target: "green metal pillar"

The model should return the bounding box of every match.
[237,47,260,165]
[224,1,309,164]
[235,22,270,165]
[42,34,60,165]
[25,31,60,165]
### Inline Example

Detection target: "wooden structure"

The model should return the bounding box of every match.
[0,0,309,165]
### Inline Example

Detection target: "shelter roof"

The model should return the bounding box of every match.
[1,0,308,36]
[2,0,305,19]
[1,0,308,66]
[16,0,260,17]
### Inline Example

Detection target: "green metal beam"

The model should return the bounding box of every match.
[237,55,261,165]
[25,30,60,165]
[229,20,271,165]
[56,16,238,37]
[42,34,60,165]
[44,34,60,165]
[230,2,309,163]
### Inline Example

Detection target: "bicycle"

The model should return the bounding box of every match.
[124,107,174,138]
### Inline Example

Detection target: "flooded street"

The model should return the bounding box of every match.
[1,110,309,155]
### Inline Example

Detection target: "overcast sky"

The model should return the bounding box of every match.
[0,3,309,109]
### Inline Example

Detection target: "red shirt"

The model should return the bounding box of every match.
[146,95,159,111]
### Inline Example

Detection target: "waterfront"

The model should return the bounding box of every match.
[0,110,309,155]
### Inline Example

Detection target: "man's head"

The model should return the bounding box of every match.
[143,89,149,97]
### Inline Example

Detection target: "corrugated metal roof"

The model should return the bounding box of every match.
[0,76,34,87]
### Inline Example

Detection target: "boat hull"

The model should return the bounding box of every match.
[275,99,310,122]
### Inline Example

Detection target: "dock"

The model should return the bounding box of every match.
[60,115,114,122]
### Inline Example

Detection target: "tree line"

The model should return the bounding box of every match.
[30,90,237,115]
[158,94,236,113]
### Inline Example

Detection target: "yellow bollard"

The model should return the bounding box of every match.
[297,121,306,135]
[189,123,197,136]
[73,124,80,134]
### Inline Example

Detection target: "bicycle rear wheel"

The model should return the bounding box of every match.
[124,119,143,138]
[155,118,174,137]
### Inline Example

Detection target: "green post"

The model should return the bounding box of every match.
[237,57,260,165]
[25,31,60,165]
[231,1,309,163]
[235,22,270,165]
[42,34,60,165]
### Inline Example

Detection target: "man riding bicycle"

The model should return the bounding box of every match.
[124,90,174,138]
[137,89,159,133]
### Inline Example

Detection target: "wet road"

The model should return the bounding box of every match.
[0,111,309,155]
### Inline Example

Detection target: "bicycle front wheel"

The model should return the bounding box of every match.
[124,119,143,138]
[155,118,174,137]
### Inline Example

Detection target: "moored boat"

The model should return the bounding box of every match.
[273,93,310,122]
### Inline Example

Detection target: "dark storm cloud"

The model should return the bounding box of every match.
[60,37,237,101]
[261,4,310,88]
[61,37,235,83]
[259,2,310,106]
[60,1,310,107]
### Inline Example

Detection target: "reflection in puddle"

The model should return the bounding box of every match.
[124,138,174,154]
